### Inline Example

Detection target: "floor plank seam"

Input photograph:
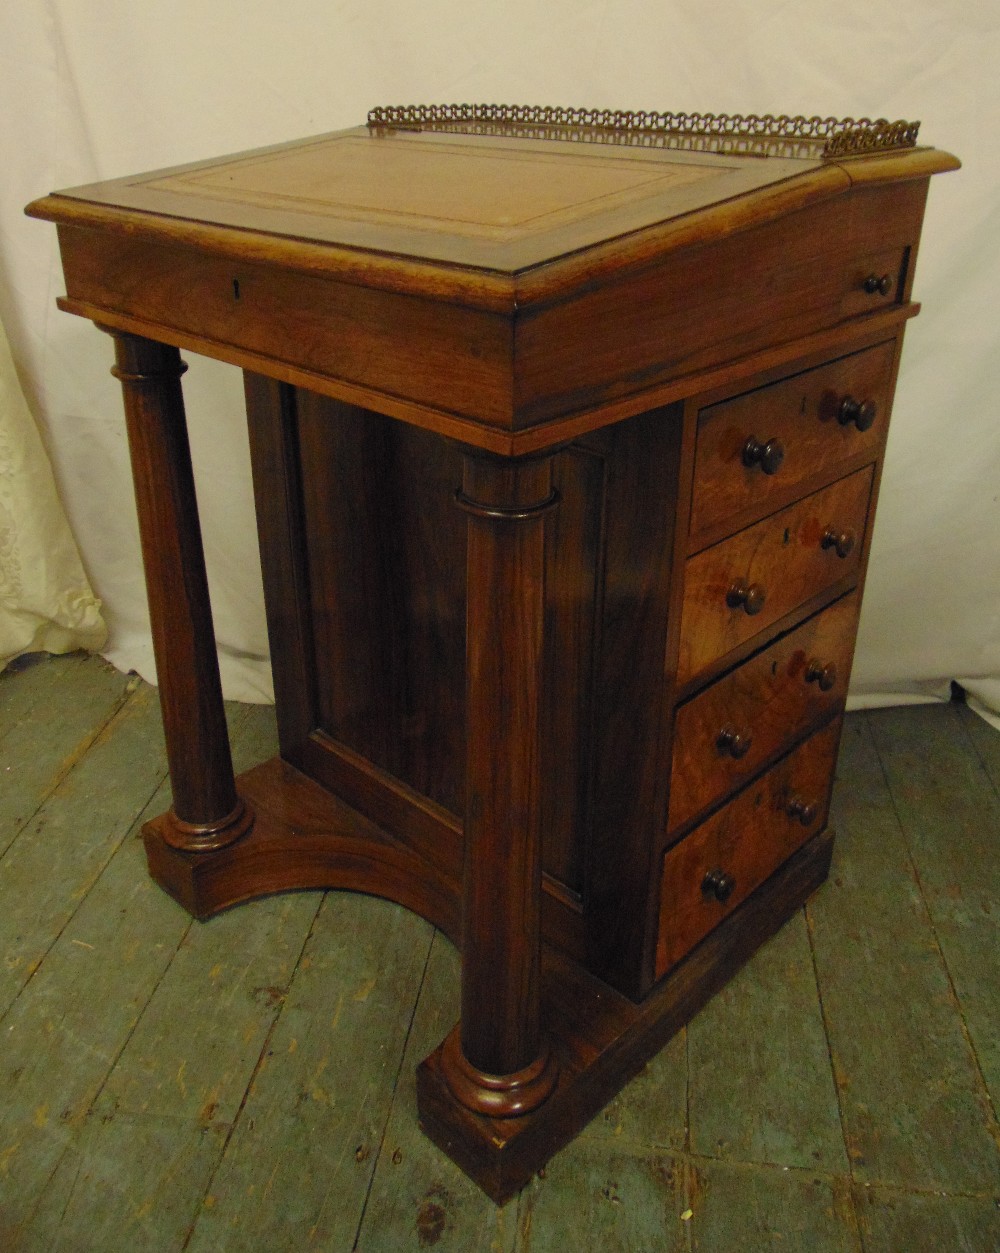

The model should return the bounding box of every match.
[957,702,1000,801]
[0,671,142,861]
[178,889,327,1252]
[0,779,173,1033]
[350,925,436,1253]
[85,917,196,1121]
[801,892,867,1239]
[867,711,1000,1146]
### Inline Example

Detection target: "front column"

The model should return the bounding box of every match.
[108,330,252,851]
[440,451,559,1117]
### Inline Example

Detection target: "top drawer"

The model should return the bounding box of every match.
[689,341,895,545]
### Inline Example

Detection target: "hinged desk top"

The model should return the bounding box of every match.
[27,113,957,301]
[26,111,959,450]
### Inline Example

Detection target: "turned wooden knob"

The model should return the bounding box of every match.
[742,436,785,475]
[702,867,736,903]
[717,726,753,759]
[863,273,893,296]
[838,396,878,431]
[786,796,818,826]
[805,658,838,691]
[822,527,856,559]
[727,579,766,615]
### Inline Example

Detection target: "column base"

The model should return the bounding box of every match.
[440,1025,559,1117]
[161,796,255,852]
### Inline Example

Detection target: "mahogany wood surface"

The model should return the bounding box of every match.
[445,453,559,1115]
[109,332,251,851]
[655,718,842,977]
[28,118,958,1203]
[689,340,895,546]
[669,592,860,833]
[677,467,873,685]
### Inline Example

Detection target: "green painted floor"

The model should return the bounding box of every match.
[0,653,998,1251]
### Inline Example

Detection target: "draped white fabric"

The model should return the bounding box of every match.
[0,2,996,709]
[0,312,106,668]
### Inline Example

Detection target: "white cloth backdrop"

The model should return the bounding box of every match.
[0,313,106,666]
[0,2,997,710]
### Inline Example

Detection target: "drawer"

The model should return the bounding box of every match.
[677,466,872,686]
[668,591,859,832]
[655,718,842,979]
[690,341,894,544]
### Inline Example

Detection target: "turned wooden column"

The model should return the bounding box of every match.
[108,330,252,851]
[440,452,560,1116]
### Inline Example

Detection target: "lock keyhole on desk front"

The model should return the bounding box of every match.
[232,278,241,301]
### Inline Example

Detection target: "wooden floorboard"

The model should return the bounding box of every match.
[806,712,999,1195]
[870,703,1000,1110]
[0,653,132,857]
[1,655,999,1250]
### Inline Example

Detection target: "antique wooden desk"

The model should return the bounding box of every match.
[28,106,958,1201]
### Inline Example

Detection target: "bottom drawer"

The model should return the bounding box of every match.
[655,717,842,979]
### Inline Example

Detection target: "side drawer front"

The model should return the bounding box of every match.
[677,467,872,686]
[690,341,894,542]
[655,718,842,978]
[668,590,860,832]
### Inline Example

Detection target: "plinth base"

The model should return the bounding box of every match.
[141,756,833,1205]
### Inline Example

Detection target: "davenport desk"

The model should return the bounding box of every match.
[28,106,958,1202]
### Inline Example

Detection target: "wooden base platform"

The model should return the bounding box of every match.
[143,756,834,1203]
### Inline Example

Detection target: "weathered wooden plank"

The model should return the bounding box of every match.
[358,931,519,1251]
[0,654,133,856]
[686,1160,860,1251]
[89,698,313,1122]
[14,1113,229,1253]
[853,1182,1000,1252]
[687,910,847,1171]
[93,888,322,1125]
[869,704,1000,1106]
[958,700,1000,788]
[183,892,434,1251]
[516,1143,687,1252]
[0,698,261,1245]
[578,1028,687,1153]
[806,712,1000,1192]
[0,803,192,1243]
[0,680,169,1017]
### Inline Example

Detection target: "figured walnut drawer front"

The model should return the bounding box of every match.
[668,591,859,833]
[677,466,873,687]
[689,340,895,544]
[655,717,842,978]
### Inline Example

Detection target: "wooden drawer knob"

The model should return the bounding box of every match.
[742,436,785,475]
[822,527,856,559]
[863,273,893,296]
[702,867,736,903]
[726,579,766,615]
[786,796,818,826]
[838,396,878,431]
[805,658,838,691]
[717,725,753,759]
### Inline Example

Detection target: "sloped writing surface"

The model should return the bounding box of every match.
[48,127,821,272]
[143,134,726,236]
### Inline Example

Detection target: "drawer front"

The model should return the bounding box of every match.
[677,467,872,686]
[668,591,859,832]
[655,718,842,978]
[690,341,894,543]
